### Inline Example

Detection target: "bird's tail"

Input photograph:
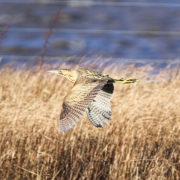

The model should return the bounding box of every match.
[114,78,138,84]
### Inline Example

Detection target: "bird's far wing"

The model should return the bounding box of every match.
[86,83,114,128]
[59,78,107,132]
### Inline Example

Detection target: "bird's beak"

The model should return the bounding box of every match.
[47,70,61,75]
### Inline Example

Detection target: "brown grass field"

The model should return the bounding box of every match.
[0,64,180,180]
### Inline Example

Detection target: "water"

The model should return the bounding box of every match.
[0,0,180,68]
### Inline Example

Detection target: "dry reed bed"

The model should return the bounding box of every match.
[0,66,180,180]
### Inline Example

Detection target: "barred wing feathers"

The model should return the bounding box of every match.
[86,83,114,127]
[59,78,107,132]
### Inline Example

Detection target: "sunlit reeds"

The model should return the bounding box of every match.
[0,65,179,179]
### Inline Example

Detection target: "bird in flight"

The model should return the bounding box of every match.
[48,68,137,133]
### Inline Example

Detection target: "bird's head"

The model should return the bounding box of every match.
[48,69,78,82]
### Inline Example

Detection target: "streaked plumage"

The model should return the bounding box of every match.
[86,83,114,127]
[48,68,137,133]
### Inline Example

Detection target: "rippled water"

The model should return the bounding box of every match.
[0,0,180,68]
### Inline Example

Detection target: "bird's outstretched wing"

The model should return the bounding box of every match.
[86,83,114,127]
[59,77,107,132]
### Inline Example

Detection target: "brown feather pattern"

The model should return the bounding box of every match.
[59,78,107,132]
[86,83,114,127]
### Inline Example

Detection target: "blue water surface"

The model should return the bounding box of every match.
[0,0,179,68]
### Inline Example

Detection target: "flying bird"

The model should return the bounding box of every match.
[48,68,137,133]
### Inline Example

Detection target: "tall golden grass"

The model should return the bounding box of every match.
[0,65,180,180]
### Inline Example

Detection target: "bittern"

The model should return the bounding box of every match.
[48,68,137,133]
